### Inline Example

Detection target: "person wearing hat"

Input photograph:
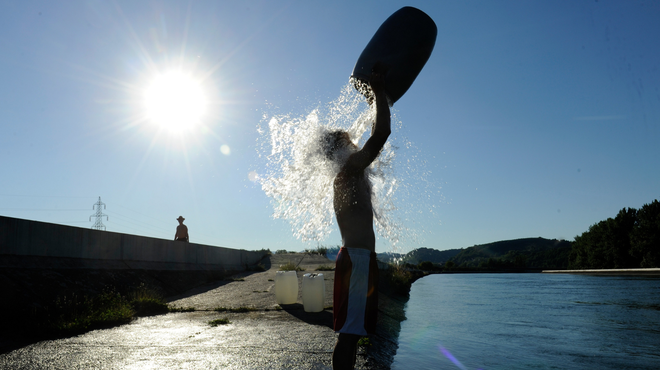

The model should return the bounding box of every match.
[174,216,189,242]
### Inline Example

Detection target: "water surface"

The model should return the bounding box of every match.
[392,273,660,370]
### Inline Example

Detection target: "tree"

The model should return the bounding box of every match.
[418,261,434,271]
[631,200,660,268]
[610,207,638,268]
[569,200,660,269]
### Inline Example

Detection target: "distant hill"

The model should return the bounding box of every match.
[377,252,405,263]
[450,237,572,269]
[377,238,572,270]
[399,247,462,265]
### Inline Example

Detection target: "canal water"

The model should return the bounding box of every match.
[391,273,660,370]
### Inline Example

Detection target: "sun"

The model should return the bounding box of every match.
[144,71,207,133]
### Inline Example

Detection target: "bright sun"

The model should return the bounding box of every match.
[144,71,207,133]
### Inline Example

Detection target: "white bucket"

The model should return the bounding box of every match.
[302,273,325,312]
[275,271,298,305]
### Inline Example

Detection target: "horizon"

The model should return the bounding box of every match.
[0,212,578,253]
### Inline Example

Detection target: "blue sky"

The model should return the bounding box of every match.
[1,1,658,253]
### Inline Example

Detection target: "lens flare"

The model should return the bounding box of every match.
[438,345,483,370]
[439,346,468,370]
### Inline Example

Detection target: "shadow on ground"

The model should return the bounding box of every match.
[280,304,334,329]
[0,267,262,354]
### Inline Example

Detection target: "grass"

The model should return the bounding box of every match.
[209,318,231,326]
[357,337,372,347]
[214,306,258,313]
[225,277,245,281]
[169,306,196,312]
[36,284,174,335]
[279,262,305,271]
[129,283,169,316]
[315,264,335,271]
[47,288,134,333]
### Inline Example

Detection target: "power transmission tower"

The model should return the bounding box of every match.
[90,196,108,230]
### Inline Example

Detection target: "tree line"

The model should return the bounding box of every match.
[399,238,572,272]
[568,199,660,269]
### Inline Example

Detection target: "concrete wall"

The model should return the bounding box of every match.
[0,216,265,272]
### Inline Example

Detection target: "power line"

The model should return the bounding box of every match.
[0,208,89,211]
[89,196,108,231]
[0,194,95,199]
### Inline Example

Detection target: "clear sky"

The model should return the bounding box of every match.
[1,1,658,253]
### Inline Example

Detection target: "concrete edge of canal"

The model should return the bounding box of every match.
[542,268,660,276]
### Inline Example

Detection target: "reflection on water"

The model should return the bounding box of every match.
[392,274,660,370]
[256,83,440,252]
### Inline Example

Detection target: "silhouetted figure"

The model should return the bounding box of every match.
[175,216,189,242]
[322,66,391,370]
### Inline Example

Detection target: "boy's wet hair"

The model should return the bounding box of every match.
[320,130,348,160]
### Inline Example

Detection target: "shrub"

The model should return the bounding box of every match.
[251,263,267,272]
[225,277,245,281]
[129,283,168,316]
[209,318,231,326]
[381,264,415,295]
[357,337,372,347]
[279,262,304,271]
[49,288,134,333]
[418,261,435,271]
[315,264,335,271]
[305,245,328,256]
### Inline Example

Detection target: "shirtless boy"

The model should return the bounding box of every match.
[321,66,391,370]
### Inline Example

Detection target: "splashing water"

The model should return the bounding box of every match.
[256,83,440,254]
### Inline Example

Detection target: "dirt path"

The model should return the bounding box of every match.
[168,252,336,311]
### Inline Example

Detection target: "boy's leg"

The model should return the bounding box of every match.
[333,333,361,370]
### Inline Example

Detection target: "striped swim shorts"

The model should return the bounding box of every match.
[333,247,379,336]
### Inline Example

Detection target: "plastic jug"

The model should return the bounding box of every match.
[351,6,437,105]
[302,273,325,312]
[275,271,298,305]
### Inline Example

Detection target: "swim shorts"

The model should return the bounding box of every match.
[333,247,379,335]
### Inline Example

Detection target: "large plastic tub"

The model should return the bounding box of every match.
[275,270,298,305]
[302,273,325,312]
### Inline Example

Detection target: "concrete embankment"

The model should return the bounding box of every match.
[1,216,415,368]
[0,215,266,352]
[1,252,412,369]
[542,268,660,276]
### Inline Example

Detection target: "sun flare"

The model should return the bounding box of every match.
[144,71,207,133]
